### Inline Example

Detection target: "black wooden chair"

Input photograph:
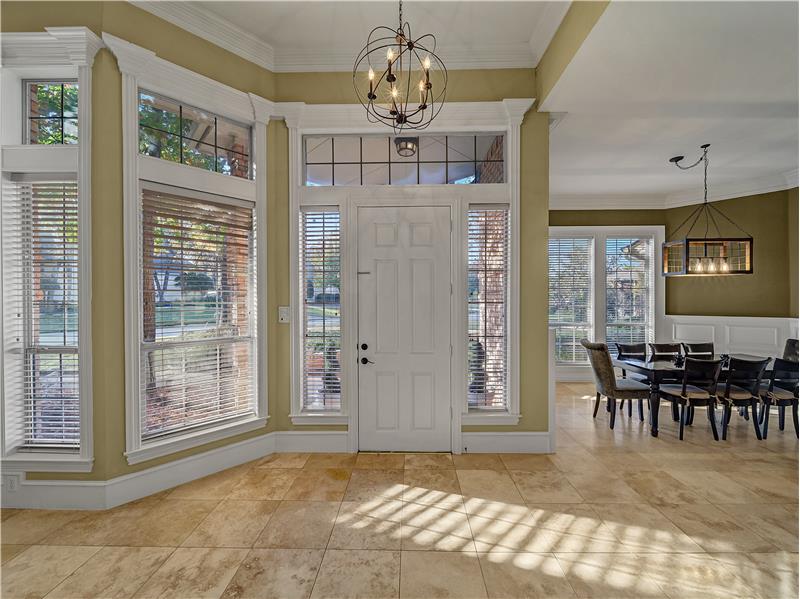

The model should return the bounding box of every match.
[782,338,799,362]
[648,343,682,361]
[718,357,771,441]
[658,358,722,440]
[615,342,647,420]
[759,358,799,438]
[581,339,650,430]
[682,342,714,357]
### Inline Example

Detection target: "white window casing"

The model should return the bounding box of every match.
[103,33,271,465]
[1,27,102,472]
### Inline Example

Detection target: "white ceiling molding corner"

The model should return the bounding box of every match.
[529,1,571,66]
[130,0,275,71]
[664,169,799,209]
[549,194,666,211]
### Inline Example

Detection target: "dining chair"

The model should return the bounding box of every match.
[718,356,771,441]
[581,339,650,429]
[658,358,722,440]
[648,343,682,360]
[682,342,714,356]
[782,338,799,362]
[759,358,799,438]
[615,343,648,420]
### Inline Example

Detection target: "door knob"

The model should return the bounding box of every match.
[360,357,374,365]
[360,343,368,350]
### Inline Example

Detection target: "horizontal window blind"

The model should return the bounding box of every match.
[606,236,654,346]
[468,206,510,410]
[299,208,341,412]
[2,180,80,448]
[548,237,593,364]
[140,187,256,440]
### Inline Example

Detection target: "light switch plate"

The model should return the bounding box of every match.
[278,306,290,323]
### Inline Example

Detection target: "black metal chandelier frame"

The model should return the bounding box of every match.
[662,144,754,276]
[352,0,448,133]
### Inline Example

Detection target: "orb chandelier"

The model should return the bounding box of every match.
[662,144,754,276]
[353,0,447,132]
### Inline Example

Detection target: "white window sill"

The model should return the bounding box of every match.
[2,451,93,473]
[290,413,349,425]
[125,415,268,465]
[461,411,521,425]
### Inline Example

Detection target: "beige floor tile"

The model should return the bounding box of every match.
[458,470,525,506]
[499,454,559,471]
[1,545,101,599]
[403,469,464,509]
[554,552,667,598]
[400,551,487,598]
[221,548,324,599]
[712,551,799,599]
[44,500,156,546]
[303,453,358,469]
[46,546,173,599]
[328,500,403,550]
[310,549,400,599]
[643,552,760,599]
[284,468,351,501]
[547,450,610,474]
[715,503,799,552]
[724,469,799,503]
[620,471,708,507]
[453,454,506,470]
[401,502,475,551]
[563,471,646,504]
[354,453,406,470]
[478,552,577,598]
[1,508,24,521]
[134,547,248,599]
[0,509,81,545]
[658,503,778,553]
[255,501,340,549]
[405,453,455,469]
[168,464,252,500]
[1,544,29,565]
[229,469,301,500]
[343,469,405,501]
[182,500,279,548]
[593,503,704,553]
[665,470,763,504]
[593,451,657,473]
[256,452,310,469]
[511,471,585,504]
[110,499,218,546]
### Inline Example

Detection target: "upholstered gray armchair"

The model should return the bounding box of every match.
[581,339,651,429]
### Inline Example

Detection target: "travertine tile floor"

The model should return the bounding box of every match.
[1,382,797,598]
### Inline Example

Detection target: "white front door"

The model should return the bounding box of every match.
[357,205,452,451]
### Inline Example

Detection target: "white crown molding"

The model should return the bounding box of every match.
[130,0,275,71]
[551,168,799,211]
[529,1,572,66]
[129,1,553,72]
[1,26,103,68]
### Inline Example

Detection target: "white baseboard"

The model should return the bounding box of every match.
[461,431,552,454]
[1,430,348,510]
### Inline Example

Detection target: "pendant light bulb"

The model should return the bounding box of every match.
[368,68,375,81]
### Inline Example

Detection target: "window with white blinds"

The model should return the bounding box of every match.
[467,206,510,410]
[299,208,342,412]
[2,179,80,448]
[140,186,256,441]
[606,236,654,345]
[548,237,593,364]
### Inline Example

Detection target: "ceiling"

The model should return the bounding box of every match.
[134,1,570,71]
[544,1,799,209]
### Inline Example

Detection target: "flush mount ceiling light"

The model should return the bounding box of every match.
[353,0,447,133]
[662,144,753,276]
[394,136,418,157]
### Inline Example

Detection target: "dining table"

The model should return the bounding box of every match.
[611,353,770,437]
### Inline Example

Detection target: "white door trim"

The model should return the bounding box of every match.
[344,194,463,453]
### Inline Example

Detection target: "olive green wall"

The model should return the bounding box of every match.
[549,189,799,318]
[3,1,550,480]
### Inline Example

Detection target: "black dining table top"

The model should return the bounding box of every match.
[613,353,770,372]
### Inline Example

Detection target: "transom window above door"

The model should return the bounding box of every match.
[304,134,504,186]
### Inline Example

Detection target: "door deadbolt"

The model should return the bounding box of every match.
[360,343,368,350]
